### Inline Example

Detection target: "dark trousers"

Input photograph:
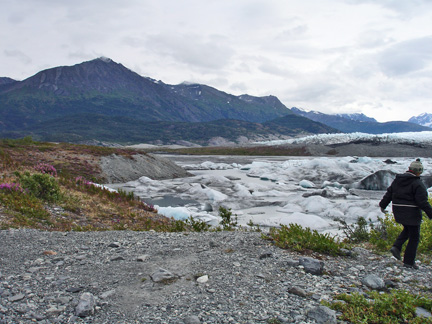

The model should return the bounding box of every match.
[393,224,420,266]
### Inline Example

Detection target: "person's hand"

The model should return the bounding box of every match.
[380,208,387,214]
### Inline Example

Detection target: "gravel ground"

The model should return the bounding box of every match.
[1,229,432,324]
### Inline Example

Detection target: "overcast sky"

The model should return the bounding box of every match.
[1,0,432,122]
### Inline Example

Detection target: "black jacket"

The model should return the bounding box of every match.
[379,172,432,226]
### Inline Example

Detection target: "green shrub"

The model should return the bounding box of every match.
[19,172,61,202]
[338,216,372,243]
[164,216,211,232]
[265,223,345,256]
[0,189,51,227]
[218,206,238,230]
[327,289,432,324]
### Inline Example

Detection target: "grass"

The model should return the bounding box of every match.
[0,137,177,231]
[0,136,141,183]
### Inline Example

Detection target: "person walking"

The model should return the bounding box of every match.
[379,158,432,269]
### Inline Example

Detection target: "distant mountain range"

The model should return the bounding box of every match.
[409,113,432,128]
[0,57,430,145]
[290,108,431,134]
[0,58,337,144]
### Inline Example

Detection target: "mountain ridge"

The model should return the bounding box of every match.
[0,58,336,144]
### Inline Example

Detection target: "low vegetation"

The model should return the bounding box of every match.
[339,211,432,260]
[2,137,432,322]
[0,138,244,232]
[264,223,346,256]
[325,289,432,324]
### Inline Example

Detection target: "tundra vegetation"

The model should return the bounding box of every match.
[1,137,432,323]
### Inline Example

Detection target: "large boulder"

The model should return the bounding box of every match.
[299,257,324,275]
[421,176,432,189]
[356,170,397,190]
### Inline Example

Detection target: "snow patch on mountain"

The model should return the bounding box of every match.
[336,113,377,123]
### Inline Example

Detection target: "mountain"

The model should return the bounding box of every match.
[0,113,337,145]
[409,113,432,128]
[0,57,294,133]
[263,114,338,134]
[291,108,431,134]
[0,77,17,86]
[0,58,337,144]
[335,113,377,123]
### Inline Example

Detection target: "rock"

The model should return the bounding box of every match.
[110,256,125,261]
[75,292,96,317]
[361,274,385,290]
[422,176,432,189]
[416,307,432,318]
[299,257,324,275]
[287,259,300,267]
[183,315,201,324]
[196,275,209,284]
[356,170,397,190]
[150,268,177,284]
[100,289,116,300]
[339,248,355,257]
[108,242,121,248]
[8,293,25,302]
[259,252,273,259]
[66,287,83,293]
[307,306,337,324]
[384,279,397,288]
[288,286,308,297]
[209,241,219,248]
[46,306,66,315]
[383,159,397,164]
[136,255,149,262]
[303,188,348,198]
[352,247,371,255]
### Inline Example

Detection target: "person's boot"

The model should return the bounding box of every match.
[403,263,419,270]
[390,246,401,260]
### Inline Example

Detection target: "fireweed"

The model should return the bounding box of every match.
[34,163,57,177]
[0,183,23,193]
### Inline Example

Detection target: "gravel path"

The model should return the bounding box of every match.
[1,229,431,323]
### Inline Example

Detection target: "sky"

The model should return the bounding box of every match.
[1,0,432,122]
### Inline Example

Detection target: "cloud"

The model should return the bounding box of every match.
[378,36,432,76]
[346,0,432,17]
[145,33,235,71]
[258,61,296,77]
[356,30,394,49]
[4,50,32,64]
